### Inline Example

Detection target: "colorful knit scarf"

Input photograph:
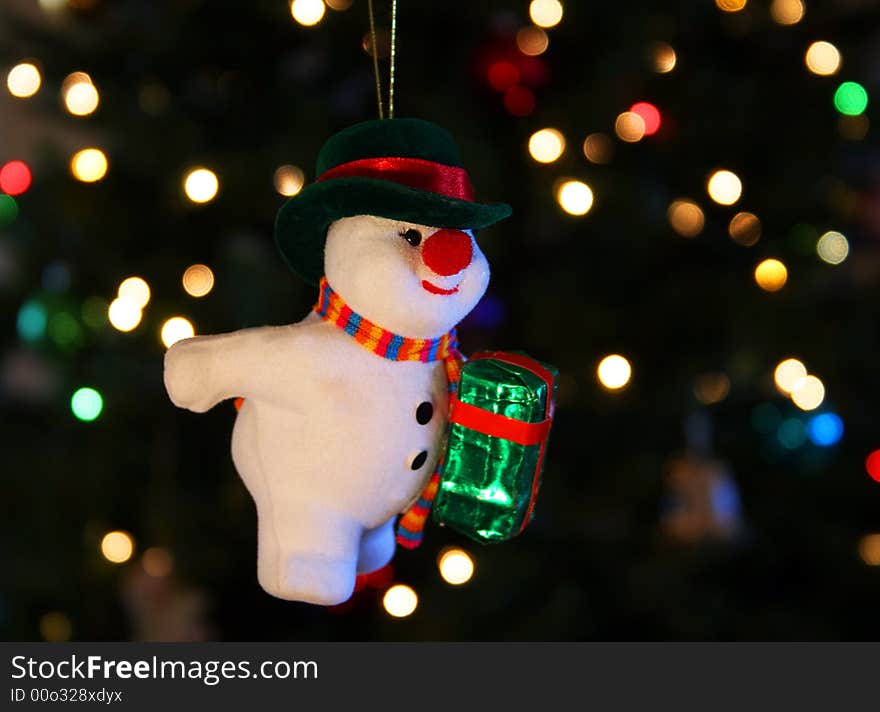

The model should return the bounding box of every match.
[313,276,461,549]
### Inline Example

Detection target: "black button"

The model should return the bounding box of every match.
[416,401,433,425]
[410,451,428,470]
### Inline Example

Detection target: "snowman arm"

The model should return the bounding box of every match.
[164,325,302,412]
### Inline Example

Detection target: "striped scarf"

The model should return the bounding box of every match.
[313,276,461,549]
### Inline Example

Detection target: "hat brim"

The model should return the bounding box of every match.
[275,177,512,286]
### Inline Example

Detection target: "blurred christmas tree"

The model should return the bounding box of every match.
[2,0,880,641]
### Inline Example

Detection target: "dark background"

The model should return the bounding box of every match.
[2,0,880,641]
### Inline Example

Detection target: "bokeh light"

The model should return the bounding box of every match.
[834,81,868,116]
[614,112,645,142]
[597,354,632,390]
[867,451,880,483]
[805,41,841,76]
[649,42,676,73]
[715,0,747,11]
[118,276,151,309]
[859,534,880,565]
[777,418,807,450]
[438,548,475,585]
[290,0,325,26]
[754,259,787,292]
[182,264,215,297]
[791,375,825,411]
[382,584,418,617]
[63,76,99,116]
[516,26,549,56]
[816,230,849,265]
[728,212,761,246]
[629,102,661,135]
[101,531,134,564]
[7,62,41,98]
[555,180,594,216]
[774,358,807,394]
[528,128,565,163]
[324,0,351,9]
[487,61,520,92]
[39,612,72,642]
[806,413,844,447]
[142,547,174,577]
[583,133,614,164]
[0,194,19,226]
[707,170,742,205]
[0,160,32,196]
[274,164,305,197]
[183,168,219,203]
[70,387,103,422]
[70,148,108,182]
[529,0,563,28]
[770,0,804,25]
[81,297,107,329]
[838,114,869,141]
[504,86,536,116]
[667,199,705,238]
[107,298,142,332]
[17,301,47,341]
[693,372,730,405]
[161,316,195,348]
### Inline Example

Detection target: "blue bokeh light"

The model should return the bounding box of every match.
[807,413,844,447]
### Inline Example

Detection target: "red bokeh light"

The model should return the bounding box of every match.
[504,86,535,117]
[630,102,662,136]
[866,450,880,482]
[487,61,520,92]
[0,161,32,196]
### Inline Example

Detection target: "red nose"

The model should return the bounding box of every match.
[421,229,473,276]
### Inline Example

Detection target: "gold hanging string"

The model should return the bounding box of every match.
[368,0,384,119]
[388,0,398,118]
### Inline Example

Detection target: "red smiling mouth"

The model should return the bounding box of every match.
[421,280,459,295]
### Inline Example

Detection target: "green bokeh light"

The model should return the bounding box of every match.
[0,194,18,226]
[17,301,47,341]
[71,387,103,422]
[81,297,108,329]
[48,312,82,346]
[833,81,868,116]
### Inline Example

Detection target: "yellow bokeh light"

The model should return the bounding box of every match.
[716,0,747,11]
[693,372,730,405]
[754,259,787,292]
[39,612,72,642]
[438,548,475,585]
[142,547,174,577]
[597,354,631,391]
[382,584,418,618]
[63,79,99,116]
[529,0,563,29]
[70,148,108,182]
[290,0,325,26]
[667,199,705,238]
[161,317,195,348]
[108,298,142,332]
[859,534,880,566]
[816,230,849,265]
[556,180,594,216]
[728,211,761,246]
[516,26,549,56]
[7,62,42,98]
[183,168,219,204]
[118,276,151,309]
[182,264,215,297]
[583,133,613,164]
[805,41,841,76]
[650,42,677,73]
[614,112,646,143]
[707,169,742,206]
[770,0,804,25]
[274,164,305,197]
[774,358,807,394]
[791,375,825,411]
[101,530,134,564]
[528,128,565,163]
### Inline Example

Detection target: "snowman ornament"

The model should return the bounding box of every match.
[164,118,511,605]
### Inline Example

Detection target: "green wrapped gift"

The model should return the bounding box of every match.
[433,351,557,544]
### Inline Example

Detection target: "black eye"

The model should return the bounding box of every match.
[400,228,422,247]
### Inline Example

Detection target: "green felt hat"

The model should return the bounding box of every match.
[275,118,512,285]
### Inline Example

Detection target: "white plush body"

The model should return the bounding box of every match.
[164,215,490,605]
